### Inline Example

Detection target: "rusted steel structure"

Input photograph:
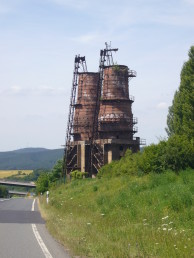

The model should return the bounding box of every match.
[73,72,99,141]
[98,65,137,140]
[65,43,146,176]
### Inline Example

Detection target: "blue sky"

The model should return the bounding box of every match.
[0,0,194,151]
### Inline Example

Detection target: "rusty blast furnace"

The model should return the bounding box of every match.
[65,44,145,176]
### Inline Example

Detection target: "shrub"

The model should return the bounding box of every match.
[36,173,50,194]
[138,140,167,173]
[70,170,88,180]
[165,135,194,171]
[0,186,8,198]
[93,185,98,192]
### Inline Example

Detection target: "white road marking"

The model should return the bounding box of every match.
[31,199,53,258]
[31,198,35,211]
[32,224,53,258]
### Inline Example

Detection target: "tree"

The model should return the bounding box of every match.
[50,159,63,182]
[166,46,194,139]
[36,173,50,194]
[165,134,194,171]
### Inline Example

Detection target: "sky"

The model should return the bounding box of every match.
[0,0,194,151]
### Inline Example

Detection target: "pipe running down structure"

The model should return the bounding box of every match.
[64,43,146,176]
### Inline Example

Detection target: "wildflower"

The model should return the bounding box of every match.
[174,245,176,247]
[163,228,167,231]
[143,223,149,226]
[101,213,105,216]
[169,221,173,224]
[70,197,73,200]
[168,228,172,231]
[158,227,161,230]
[174,233,177,236]
[143,219,147,222]
[155,243,159,245]
[87,223,91,225]
[162,216,169,220]
[184,246,187,249]
[188,238,191,241]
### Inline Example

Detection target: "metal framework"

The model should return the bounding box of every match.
[64,55,87,174]
[90,42,118,175]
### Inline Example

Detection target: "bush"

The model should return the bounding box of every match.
[70,170,88,180]
[99,135,194,177]
[138,140,167,173]
[36,173,50,194]
[0,186,8,198]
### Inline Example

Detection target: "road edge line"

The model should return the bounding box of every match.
[32,198,35,211]
[32,224,53,258]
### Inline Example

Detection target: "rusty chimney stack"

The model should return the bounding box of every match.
[98,65,137,140]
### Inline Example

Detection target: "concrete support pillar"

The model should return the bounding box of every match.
[108,149,112,164]
[81,143,85,172]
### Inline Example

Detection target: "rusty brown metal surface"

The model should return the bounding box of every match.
[73,72,99,141]
[102,65,129,100]
[98,65,136,139]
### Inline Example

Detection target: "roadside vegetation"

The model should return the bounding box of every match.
[38,46,194,257]
[40,170,194,257]
[0,185,8,198]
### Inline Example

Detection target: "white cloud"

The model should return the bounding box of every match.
[157,102,169,109]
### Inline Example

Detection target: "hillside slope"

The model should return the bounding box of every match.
[0,148,63,170]
[40,170,194,258]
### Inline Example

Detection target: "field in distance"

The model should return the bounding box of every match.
[0,170,33,179]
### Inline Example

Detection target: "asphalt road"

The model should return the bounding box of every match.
[0,198,71,258]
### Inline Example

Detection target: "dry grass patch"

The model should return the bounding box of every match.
[0,170,33,179]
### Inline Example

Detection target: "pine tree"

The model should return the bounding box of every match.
[166,46,194,139]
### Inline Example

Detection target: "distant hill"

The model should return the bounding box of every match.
[0,148,64,170]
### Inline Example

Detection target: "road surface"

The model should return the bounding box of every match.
[0,198,71,258]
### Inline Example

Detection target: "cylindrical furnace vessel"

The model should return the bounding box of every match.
[73,72,99,141]
[98,65,136,140]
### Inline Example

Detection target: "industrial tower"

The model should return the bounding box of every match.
[64,43,145,177]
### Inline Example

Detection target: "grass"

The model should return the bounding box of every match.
[0,170,33,179]
[39,169,194,257]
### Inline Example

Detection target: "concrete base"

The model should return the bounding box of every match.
[66,138,140,174]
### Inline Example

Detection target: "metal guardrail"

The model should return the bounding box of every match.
[0,180,36,188]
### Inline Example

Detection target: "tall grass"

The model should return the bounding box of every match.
[39,169,194,257]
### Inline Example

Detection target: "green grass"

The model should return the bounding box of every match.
[39,169,194,257]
